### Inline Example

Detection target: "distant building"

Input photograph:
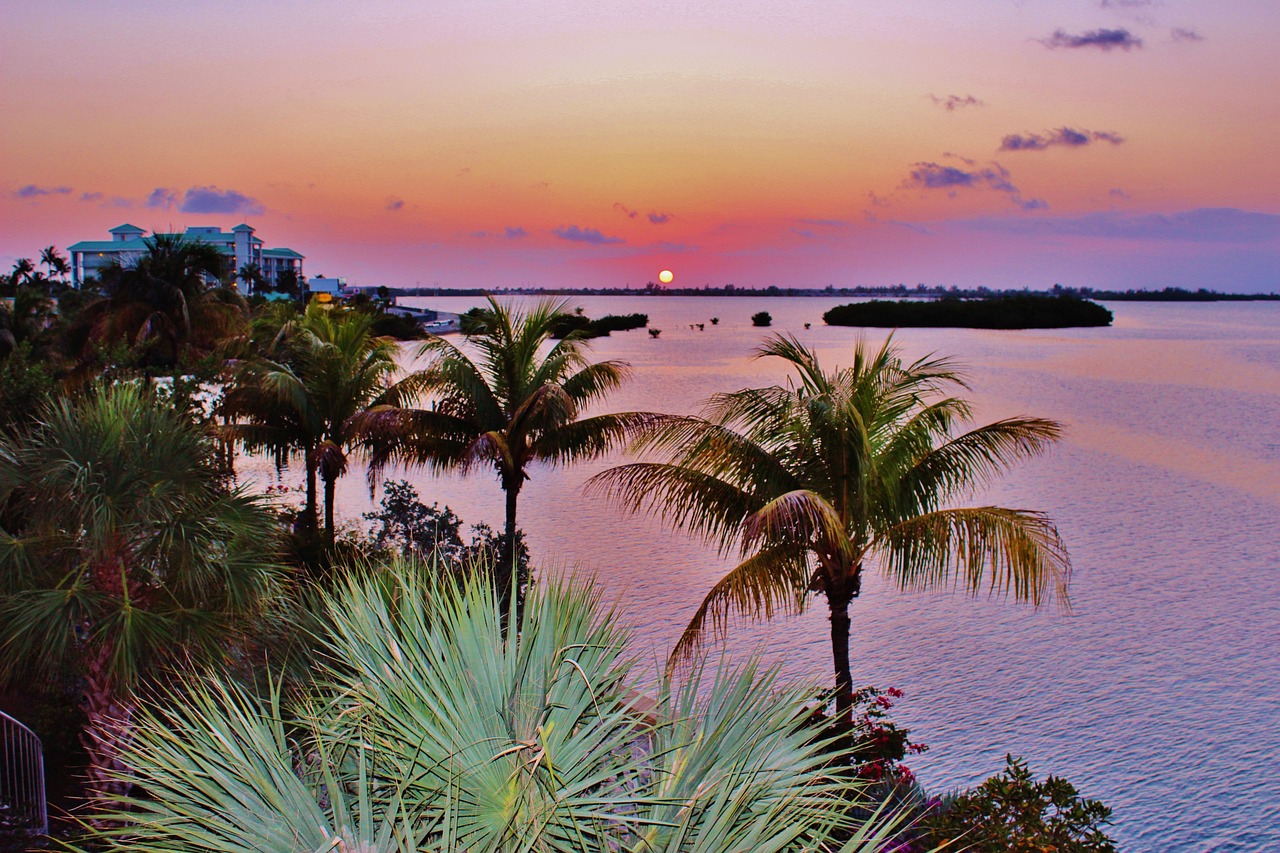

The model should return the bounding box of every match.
[308,276,345,296]
[67,223,304,294]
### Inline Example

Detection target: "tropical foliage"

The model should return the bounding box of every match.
[0,383,285,805]
[220,302,400,549]
[352,296,641,607]
[65,233,248,368]
[914,755,1116,852]
[75,560,909,852]
[357,478,529,576]
[590,335,1070,715]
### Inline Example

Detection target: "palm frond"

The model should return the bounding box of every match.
[587,462,761,555]
[669,545,812,667]
[878,505,1071,609]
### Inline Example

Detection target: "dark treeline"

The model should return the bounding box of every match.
[392,283,1278,301]
[824,294,1114,329]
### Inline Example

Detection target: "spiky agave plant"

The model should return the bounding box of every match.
[77,558,911,852]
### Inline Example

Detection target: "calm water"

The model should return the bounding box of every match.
[245,296,1280,850]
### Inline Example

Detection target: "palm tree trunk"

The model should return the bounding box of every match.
[80,650,136,814]
[498,481,520,613]
[828,588,855,723]
[323,475,336,550]
[302,452,319,538]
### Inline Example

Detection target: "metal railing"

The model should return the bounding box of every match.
[0,710,47,838]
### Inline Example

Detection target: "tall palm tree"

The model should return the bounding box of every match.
[590,335,1070,717]
[68,232,247,367]
[351,296,640,607]
[0,383,285,807]
[221,303,400,549]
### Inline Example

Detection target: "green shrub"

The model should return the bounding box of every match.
[915,755,1117,852]
[752,311,772,327]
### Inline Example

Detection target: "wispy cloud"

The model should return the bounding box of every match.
[864,211,933,236]
[553,225,625,245]
[647,211,672,224]
[469,226,528,240]
[1000,127,1125,151]
[1170,27,1204,42]
[79,191,103,202]
[1039,28,1143,50]
[147,188,178,209]
[179,186,265,216]
[14,184,72,199]
[1109,188,1131,199]
[798,218,850,228]
[929,94,984,111]
[613,202,639,219]
[903,161,1046,210]
[386,197,405,211]
[961,208,1280,242]
[1100,0,1153,8]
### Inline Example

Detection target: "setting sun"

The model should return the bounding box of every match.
[658,269,674,284]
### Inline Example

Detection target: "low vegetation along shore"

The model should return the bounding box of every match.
[824,293,1114,329]
[0,241,1118,851]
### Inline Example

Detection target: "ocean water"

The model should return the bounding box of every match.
[242,296,1280,850]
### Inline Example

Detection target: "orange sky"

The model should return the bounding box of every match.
[3,0,1277,291]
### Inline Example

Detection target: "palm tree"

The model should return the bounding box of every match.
[10,257,35,284]
[39,245,70,281]
[221,303,399,549]
[77,560,908,852]
[67,233,246,367]
[0,284,55,357]
[590,335,1070,717]
[237,262,266,296]
[351,296,640,607]
[0,383,285,807]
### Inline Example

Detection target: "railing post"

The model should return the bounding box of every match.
[0,710,48,839]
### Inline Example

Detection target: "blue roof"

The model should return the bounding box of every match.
[262,248,304,259]
[68,237,148,252]
[109,223,144,233]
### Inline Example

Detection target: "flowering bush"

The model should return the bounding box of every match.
[848,686,929,786]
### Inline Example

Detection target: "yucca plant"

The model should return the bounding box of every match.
[76,559,913,852]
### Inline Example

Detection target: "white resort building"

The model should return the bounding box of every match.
[68,223,304,294]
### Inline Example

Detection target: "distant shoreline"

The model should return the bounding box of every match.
[388,285,1279,302]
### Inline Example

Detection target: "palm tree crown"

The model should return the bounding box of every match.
[590,334,1070,715]
[352,296,641,605]
[69,232,246,367]
[0,383,285,804]
[221,302,400,550]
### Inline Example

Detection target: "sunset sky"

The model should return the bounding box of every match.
[4,0,1278,291]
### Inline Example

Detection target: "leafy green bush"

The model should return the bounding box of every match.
[359,479,529,582]
[914,755,1117,852]
[752,310,772,327]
